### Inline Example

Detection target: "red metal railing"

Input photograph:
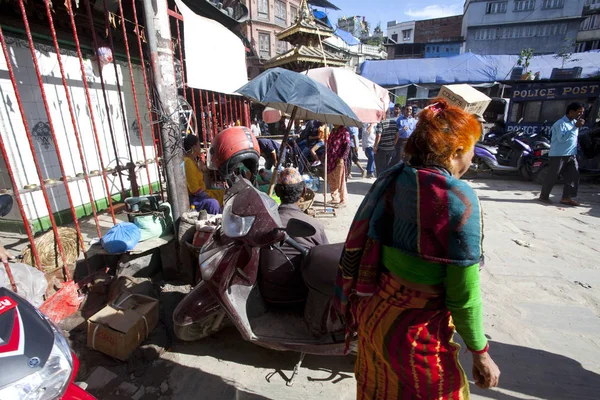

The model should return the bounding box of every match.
[0,0,253,293]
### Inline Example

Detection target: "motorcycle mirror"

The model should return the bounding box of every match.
[285,218,316,238]
[0,194,13,217]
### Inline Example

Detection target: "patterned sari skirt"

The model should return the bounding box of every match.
[327,160,347,204]
[354,273,469,400]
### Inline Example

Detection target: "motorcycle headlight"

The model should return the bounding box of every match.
[0,322,73,400]
[222,200,255,238]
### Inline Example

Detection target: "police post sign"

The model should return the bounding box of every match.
[512,82,600,101]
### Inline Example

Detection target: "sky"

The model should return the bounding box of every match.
[313,0,464,34]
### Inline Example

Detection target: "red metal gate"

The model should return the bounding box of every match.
[0,0,250,298]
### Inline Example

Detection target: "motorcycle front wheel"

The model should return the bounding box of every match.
[174,309,229,341]
[519,165,532,180]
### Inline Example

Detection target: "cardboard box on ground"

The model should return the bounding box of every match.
[438,84,491,120]
[87,292,159,361]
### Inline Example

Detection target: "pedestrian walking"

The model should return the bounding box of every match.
[393,105,417,165]
[348,126,367,178]
[373,106,400,176]
[362,122,376,178]
[326,125,351,208]
[538,102,585,206]
[335,98,500,399]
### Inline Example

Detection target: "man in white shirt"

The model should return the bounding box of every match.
[362,123,376,178]
[251,118,261,137]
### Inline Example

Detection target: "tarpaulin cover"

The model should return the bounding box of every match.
[312,9,333,28]
[333,28,361,46]
[176,0,248,94]
[360,52,600,86]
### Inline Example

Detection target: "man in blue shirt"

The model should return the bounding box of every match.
[539,102,586,206]
[394,105,417,165]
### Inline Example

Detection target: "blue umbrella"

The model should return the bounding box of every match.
[235,67,362,127]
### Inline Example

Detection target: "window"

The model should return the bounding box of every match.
[258,0,268,18]
[541,0,563,8]
[514,27,522,37]
[524,26,535,37]
[486,1,507,13]
[276,40,287,54]
[522,101,542,123]
[514,0,535,11]
[391,33,398,42]
[258,32,271,58]
[402,29,412,41]
[275,1,287,26]
[290,6,298,23]
[581,15,600,31]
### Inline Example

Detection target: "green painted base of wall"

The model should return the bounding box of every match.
[0,182,161,235]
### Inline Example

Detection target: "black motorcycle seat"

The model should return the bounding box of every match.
[476,143,498,154]
[301,243,344,297]
[259,246,308,304]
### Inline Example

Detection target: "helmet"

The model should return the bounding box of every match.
[208,126,260,178]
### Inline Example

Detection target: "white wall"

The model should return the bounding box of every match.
[0,35,159,221]
[387,21,415,44]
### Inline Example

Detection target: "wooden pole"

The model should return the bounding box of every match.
[268,107,299,196]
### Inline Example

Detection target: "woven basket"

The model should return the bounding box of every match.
[298,188,315,212]
[21,227,81,272]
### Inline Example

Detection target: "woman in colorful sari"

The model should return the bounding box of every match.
[183,134,224,214]
[335,98,500,399]
[326,125,351,208]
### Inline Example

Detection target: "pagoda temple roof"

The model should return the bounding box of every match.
[276,17,334,42]
[265,45,347,70]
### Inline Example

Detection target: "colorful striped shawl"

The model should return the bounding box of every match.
[334,163,483,345]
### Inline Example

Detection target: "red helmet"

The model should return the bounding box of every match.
[208,126,260,178]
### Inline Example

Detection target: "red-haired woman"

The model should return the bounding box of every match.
[335,99,500,399]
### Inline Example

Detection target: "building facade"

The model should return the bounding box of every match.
[576,0,600,52]
[337,15,367,37]
[243,0,303,78]
[462,0,585,55]
[385,16,463,59]
[387,20,415,44]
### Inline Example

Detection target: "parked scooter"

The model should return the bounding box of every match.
[471,129,533,176]
[173,179,350,384]
[0,193,94,399]
[0,286,95,399]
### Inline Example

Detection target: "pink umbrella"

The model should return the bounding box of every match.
[304,67,390,123]
[262,107,283,123]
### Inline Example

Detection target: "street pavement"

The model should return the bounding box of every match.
[146,168,600,400]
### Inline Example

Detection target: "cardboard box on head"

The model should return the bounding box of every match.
[438,84,491,122]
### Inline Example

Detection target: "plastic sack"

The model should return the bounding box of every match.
[0,262,48,307]
[133,203,173,242]
[102,222,141,254]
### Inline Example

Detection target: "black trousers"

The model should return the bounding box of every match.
[391,138,409,166]
[540,156,579,199]
[374,149,395,177]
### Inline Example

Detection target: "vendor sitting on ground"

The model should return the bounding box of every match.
[183,134,224,214]
[259,167,329,304]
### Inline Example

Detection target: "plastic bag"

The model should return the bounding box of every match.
[102,222,141,254]
[0,262,48,307]
[133,203,173,242]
